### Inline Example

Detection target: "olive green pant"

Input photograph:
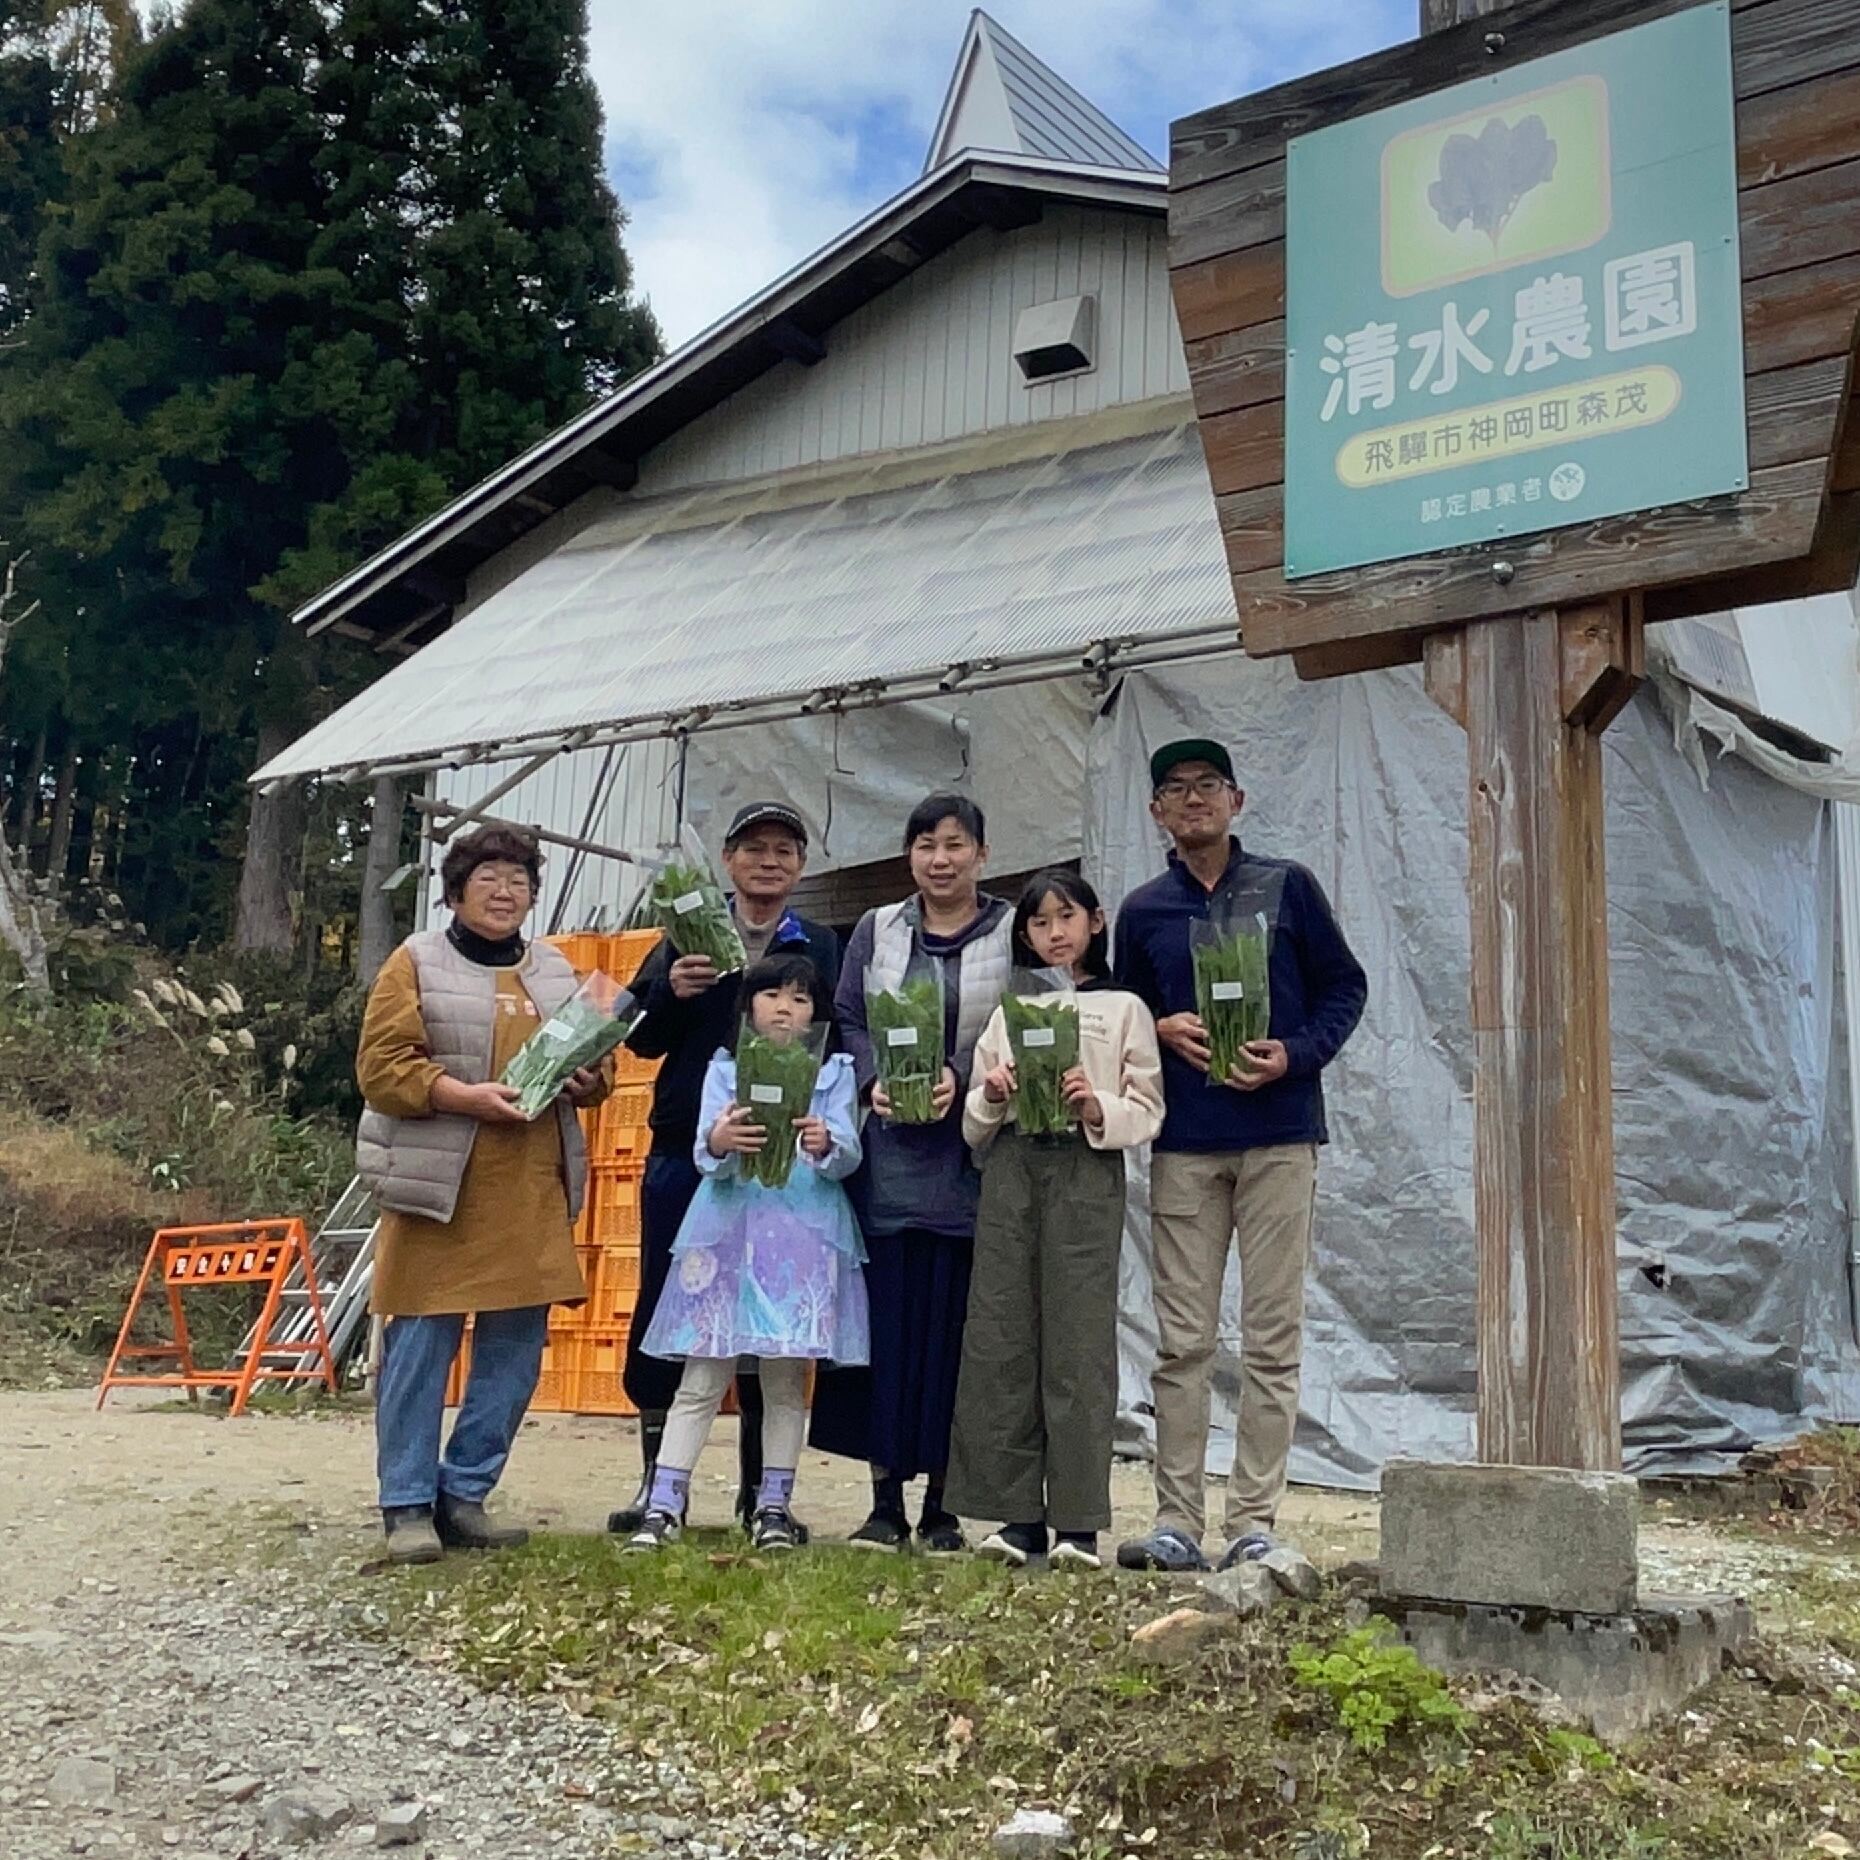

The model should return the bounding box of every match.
[945,1131,1126,1534]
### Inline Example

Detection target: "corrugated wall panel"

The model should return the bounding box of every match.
[425,739,679,932]
[637,205,1186,495]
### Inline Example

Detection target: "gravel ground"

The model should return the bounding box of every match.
[0,1386,1833,1859]
[0,1391,872,1860]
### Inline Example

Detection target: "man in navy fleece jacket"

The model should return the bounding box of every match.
[1112,740,1366,1575]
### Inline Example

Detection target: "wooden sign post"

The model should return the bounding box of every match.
[1170,0,1860,1473]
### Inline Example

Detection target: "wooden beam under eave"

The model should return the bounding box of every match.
[373,602,449,656]
[573,447,638,491]
[954,186,1044,234]
[402,564,466,609]
[763,316,827,367]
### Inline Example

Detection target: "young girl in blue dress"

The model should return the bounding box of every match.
[630,954,867,1552]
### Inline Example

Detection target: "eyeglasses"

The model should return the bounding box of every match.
[1155,776,1234,801]
[467,867,533,895]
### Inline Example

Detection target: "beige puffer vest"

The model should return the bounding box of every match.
[355,931,589,1225]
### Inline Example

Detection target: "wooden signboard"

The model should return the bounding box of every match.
[1170,0,1860,682]
[1169,0,1860,1476]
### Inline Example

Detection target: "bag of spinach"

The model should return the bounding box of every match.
[500,971,642,1120]
[733,1020,828,1189]
[866,953,945,1125]
[1189,867,1285,1089]
[1000,967,1080,1137]
[629,826,747,973]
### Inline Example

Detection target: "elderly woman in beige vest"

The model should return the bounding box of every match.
[356,824,609,1565]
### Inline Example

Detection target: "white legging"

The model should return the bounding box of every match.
[660,1356,808,1473]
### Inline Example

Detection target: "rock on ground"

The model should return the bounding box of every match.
[1129,1607,1227,1664]
[258,1786,354,1846]
[1260,1544,1324,1601]
[48,1754,116,1808]
[991,1806,1075,1857]
[376,1798,429,1845]
[1199,1562,1279,1617]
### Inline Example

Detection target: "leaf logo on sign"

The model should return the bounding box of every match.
[1428,115,1558,249]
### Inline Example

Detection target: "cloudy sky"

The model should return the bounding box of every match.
[585,1,1415,348]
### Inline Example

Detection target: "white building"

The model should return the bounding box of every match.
[260,15,1860,1481]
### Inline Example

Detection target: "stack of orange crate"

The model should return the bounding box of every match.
[446,926,661,1412]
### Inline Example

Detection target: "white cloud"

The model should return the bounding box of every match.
[587,0,1407,348]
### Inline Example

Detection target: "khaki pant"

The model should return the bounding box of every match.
[1148,1144,1317,1542]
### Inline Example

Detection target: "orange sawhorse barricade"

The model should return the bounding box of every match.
[97,1219,338,1418]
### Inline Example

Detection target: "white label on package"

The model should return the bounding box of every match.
[1210,981,1247,1001]
[672,890,705,914]
[540,1017,574,1039]
[1020,1027,1057,1048]
[886,1027,920,1047]
[748,1083,785,1105]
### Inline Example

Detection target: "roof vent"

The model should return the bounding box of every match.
[1013,293,1096,382]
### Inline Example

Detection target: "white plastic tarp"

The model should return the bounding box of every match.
[446,634,1860,1483]
[254,420,1229,784]
[1089,659,1860,1485]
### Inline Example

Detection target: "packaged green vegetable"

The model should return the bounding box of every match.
[866,955,945,1126]
[1191,900,1272,1089]
[734,1020,827,1189]
[499,971,642,1120]
[630,827,747,973]
[1001,969,1081,1137]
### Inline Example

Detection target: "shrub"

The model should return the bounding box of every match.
[1288,1622,1472,1752]
[0,963,350,1382]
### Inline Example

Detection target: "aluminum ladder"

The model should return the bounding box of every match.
[233,1174,378,1387]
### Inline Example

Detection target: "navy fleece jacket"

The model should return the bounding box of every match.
[1112,840,1366,1154]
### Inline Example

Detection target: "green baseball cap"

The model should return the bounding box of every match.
[1150,738,1236,790]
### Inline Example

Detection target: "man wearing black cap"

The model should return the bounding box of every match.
[1113,741,1366,1576]
[607,801,841,1536]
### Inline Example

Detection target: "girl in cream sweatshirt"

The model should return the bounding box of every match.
[944,869,1164,1569]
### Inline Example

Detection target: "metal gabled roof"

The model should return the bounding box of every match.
[297,151,1164,652]
[925,11,1161,175]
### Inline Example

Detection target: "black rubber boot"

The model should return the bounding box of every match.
[734,1375,764,1531]
[607,1410,666,1535]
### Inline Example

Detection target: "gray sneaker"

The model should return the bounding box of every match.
[1115,1526,1208,1572]
[1216,1531,1276,1572]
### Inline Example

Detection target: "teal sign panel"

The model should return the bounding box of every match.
[1282,3,1747,579]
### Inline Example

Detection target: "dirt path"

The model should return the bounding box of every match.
[0,1387,1837,1858]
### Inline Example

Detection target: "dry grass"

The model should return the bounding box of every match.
[0,985,348,1383]
[0,1119,211,1231]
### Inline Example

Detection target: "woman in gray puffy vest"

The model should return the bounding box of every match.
[355,824,611,1565]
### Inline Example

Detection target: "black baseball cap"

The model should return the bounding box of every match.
[724,800,809,848]
[1150,739,1236,790]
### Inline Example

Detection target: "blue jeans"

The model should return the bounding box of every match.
[375,1306,549,1510]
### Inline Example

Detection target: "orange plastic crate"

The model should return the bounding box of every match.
[584,1246,642,1328]
[614,1048,662,1087]
[583,1166,645,1251]
[445,1323,576,1409]
[559,1324,634,1415]
[530,1350,571,1414]
[591,1084,655,1160]
[545,931,607,977]
[603,929,663,986]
